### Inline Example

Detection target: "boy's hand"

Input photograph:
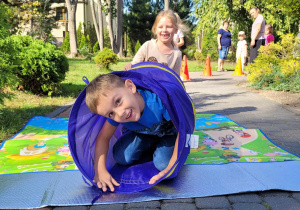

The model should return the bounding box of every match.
[93,170,120,192]
[149,168,169,185]
[149,133,179,185]
[124,63,132,71]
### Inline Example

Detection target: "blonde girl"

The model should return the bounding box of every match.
[124,10,189,76]
[264,24,275,45]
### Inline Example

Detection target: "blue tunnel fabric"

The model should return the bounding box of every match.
[68,62,195,193]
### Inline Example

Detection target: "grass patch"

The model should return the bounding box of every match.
[0,58,111,142]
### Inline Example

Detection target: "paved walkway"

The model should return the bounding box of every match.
[52,71,300,210]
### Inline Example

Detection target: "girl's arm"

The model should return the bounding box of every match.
[177,37,185,47]
[93,120,119,192]
[149,133,179,184]
[124,41,147,70]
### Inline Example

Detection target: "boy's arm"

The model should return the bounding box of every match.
[94,120,120,192]
[149,133,179,184]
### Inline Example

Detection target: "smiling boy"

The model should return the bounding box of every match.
[86,73,179,192]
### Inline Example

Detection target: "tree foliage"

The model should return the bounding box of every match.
[6,0,57,42]
[193,0,300,42]
[0,2,13,39]
[247,34,300,92]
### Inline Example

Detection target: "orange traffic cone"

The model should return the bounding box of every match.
[233,56,244,76]
[180,55,192,81]
[202,55,213,76]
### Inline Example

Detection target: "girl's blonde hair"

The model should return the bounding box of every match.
[151,9,189,38]
[265,24,273,33]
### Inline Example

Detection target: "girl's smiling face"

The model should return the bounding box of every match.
[155,17,177,44]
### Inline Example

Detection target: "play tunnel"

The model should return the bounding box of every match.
[68,62,195,193]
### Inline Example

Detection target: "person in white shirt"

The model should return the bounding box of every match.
[173,29,184,47]
[236,31,247,73]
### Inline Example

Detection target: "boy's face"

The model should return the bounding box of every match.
[96,80,144,123]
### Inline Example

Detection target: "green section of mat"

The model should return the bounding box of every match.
[0,117,76,175]
[186,129,300,164]
[1,114,299,175]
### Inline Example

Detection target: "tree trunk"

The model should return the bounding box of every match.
[65,0,78,58]
[164,0,169,10]
[106,0,117,53]
[90,0,101,50]
[116,0,123,57]
[97,0,104,50]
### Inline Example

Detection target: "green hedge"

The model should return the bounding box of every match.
[0,35,69,95]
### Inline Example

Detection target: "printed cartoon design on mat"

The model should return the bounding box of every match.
[20,140,48,156]
[0,117,76,175]
[186,128,300,164]
[186,114,300,165]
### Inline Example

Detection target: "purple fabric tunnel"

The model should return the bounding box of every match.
[68,62,195,193]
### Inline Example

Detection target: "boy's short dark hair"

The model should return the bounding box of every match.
[86,74,125,113]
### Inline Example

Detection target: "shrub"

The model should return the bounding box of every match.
[93,41,100,53]
[194,50,206,62]
[18,39,69,95]
[0,38,18,104]
[76,22,82,47]
[79,35,87,50]
[0,35,69,95]
[247,34,300,92]
[0,2,12,39]
[61,32,70,54]
[94,47,119,69]
[183,46,197,60]
[79,46,93,62]
[86,35,92,52]
[134,40,141,54]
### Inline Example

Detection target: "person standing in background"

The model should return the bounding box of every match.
[173,13,185,48]
[249,7,265,63]
[236,31,247,73]
[217,20,232,72]
[264,24,275,45]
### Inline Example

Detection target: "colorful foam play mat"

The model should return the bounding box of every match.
[0,114,300,209]
[1,114,299,175]
[0,117,77,175]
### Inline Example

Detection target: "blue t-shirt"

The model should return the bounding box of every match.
[218,29,232,47]
[107,89,176,136]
